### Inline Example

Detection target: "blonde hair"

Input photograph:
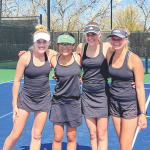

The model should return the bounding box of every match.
[34,24,50,36]
[112,26,130,50]
[85,22,101,42]
[86,22,99,27]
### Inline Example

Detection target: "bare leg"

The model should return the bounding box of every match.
[120,118,138,150]
[67,126,77,150]
[3,108,30,150]
[84,116,97,150]
[97,117,109,150]
[30,111,48,150]
[112,116,138,150]
[111,116,122,140]
[52,124,64,150]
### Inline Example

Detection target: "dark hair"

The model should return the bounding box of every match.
[60,31,74,38]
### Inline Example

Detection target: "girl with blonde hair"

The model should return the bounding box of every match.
[3,25,57,150]
[76,22,112,150]
[107,26,147,150]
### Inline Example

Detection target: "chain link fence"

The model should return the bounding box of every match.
[0,16,40,69]
[0,25,150,73]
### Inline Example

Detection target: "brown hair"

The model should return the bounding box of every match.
[112,26,130,50]
[34,24,50,36]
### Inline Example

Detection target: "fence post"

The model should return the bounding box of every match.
[78,30,80,45]
[40,14,42,25]
[52,30,54,50]
[146,56,148,74]
[138,31,140,56]
[47,0,50,31]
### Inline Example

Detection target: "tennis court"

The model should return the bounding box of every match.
[0,69,150,150]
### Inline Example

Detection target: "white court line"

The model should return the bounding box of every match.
[0,80,14,85]
[146,94,150,109]
[146,116,150,118]
[132,94,150,148]
[0,81,25,84]
[0,112,13,119]
[0,80,55,118]
[0,79,54,85]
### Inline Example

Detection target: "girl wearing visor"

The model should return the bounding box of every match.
[3,25,53,150]
[49,32,82,150]
[76,22,111,150]
[107,27,147,150]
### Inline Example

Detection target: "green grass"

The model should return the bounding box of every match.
[144,74,150,84]
[144,69,150,73]
[0,69,55,83]
[0,69,16,83]
[141,58,150,60]
[0,61,18,69]
[1,69,150,84]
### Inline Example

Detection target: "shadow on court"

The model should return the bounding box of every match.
[20,142,91,150]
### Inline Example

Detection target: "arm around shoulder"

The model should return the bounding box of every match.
[51,49,58,55]
[47,49,58,62]
[48,49,58,56]
[50,55,58,68]
[104,42,113,65]
[76,53,82,66]
[76,43,85,57]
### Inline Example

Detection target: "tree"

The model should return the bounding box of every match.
[51,0,101,31]
[88,0,121,30]
[1,0,48,27]
[113,3,144,31]
[133,0,150,31]
[0,0,124,31]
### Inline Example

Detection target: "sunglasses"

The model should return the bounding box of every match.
[59,43,72,48]
[86,33,97,37]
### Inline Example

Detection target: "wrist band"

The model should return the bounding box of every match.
[140,111,147,115]
[12,105,17,108]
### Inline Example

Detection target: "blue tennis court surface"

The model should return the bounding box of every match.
[142,60,150,68]
[0,79,150,150]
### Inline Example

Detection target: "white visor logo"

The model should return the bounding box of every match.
[114,30,120,33]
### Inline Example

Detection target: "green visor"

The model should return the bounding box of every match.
[57,35,75,44]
